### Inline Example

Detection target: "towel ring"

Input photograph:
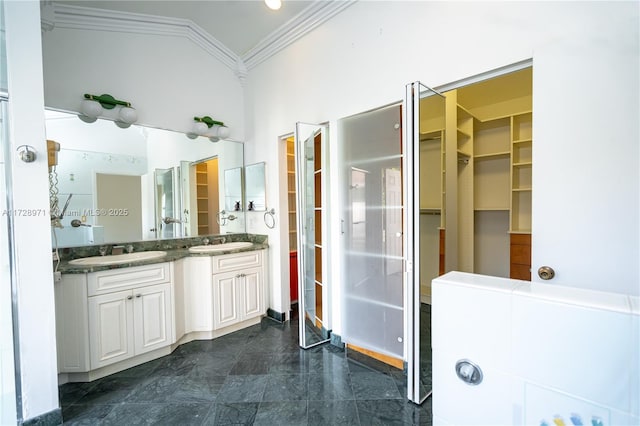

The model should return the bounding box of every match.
[263,208,276,229]
[216,211,227,226]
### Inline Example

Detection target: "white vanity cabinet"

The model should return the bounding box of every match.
[88,282,172,369]
[56,262,174,375]
[211,250,265,330]
[183,256,214,333]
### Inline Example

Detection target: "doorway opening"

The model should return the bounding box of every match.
[188,157,220,236]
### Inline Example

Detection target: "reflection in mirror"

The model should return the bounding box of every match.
[186,158,220,236]
[154,168,176,239]
[245,162,266,211]
[223,167,243,212]
[45,109,244,247]
[295,122,330,349]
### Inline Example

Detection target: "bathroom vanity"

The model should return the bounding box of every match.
[54,239,267,383]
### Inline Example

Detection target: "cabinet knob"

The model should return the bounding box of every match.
[127,295,133,300]
[136,294,142,298]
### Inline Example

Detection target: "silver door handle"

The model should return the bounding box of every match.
[455,359,483,385]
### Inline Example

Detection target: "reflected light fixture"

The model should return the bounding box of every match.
[78,93,138,128]
[265,0,281,10]
[191,116,230,142]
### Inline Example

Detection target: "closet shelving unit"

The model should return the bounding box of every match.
[195,162,210,235]
[313,132,324,329]
[286,137,298,303]
[432,67,533,280]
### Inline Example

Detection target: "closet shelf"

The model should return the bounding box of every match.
[474,207,509,212]
[420,208,441,215]
[475,151,510,159]
[513,138,532,144]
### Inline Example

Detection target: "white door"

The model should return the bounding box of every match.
[213,272,240,329]
[532,27,639,296]
[88,290,134,368]
[134,283,172,355]
[241,267,263,320]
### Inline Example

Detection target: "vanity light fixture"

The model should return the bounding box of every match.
[78,93,138,128]
[265,0,282,11]
[191,116,230,142]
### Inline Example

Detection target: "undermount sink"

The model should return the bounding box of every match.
[68,251,168,266]
[188,241,253,253]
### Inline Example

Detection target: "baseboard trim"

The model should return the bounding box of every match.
[22,408,62,426]
[330,332,344,349]
[347,343,405,370]
[267,308,286,323]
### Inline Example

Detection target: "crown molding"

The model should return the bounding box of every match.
[242,1,356,70]
[44,1,356,80]
[48,3,239,70]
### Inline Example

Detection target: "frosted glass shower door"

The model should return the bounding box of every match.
[339,104,404,358]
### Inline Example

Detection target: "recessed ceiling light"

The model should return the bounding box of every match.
[265,0,282,11]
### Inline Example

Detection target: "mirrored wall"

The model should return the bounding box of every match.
[45,110,244,247]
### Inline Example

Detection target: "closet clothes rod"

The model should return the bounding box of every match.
[419,209,441,215]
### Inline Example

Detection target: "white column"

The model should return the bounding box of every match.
[4,0,60,420]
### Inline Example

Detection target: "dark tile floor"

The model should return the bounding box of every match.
[59,313,432,425]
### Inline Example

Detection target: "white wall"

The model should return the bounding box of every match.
[243,1,640,335]
[41,26,244,139]
[4,0,59,421]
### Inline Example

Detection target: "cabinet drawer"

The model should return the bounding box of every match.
[88,263,171,296]
[212,251,263,273]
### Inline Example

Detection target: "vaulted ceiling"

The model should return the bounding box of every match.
[48,0,354,72]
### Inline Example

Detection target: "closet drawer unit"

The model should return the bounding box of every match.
[212,250,263,273]
[88,263,171,296]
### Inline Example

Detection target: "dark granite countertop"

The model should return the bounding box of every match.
[55,234,268,274]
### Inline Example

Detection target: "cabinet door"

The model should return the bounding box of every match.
[212,272,240,329]
[134,283,172,356]
[88,290,134,369]
[241,267,264,320]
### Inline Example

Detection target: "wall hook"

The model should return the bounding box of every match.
[17,145,37,163]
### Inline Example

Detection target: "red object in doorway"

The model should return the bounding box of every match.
[289,251,298,302]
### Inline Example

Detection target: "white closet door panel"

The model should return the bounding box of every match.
[532,27,639,295]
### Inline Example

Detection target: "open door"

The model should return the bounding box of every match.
[405,82,446,404]
[296,122,330,349]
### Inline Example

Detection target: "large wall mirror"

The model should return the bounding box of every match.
[45,110,244,247]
